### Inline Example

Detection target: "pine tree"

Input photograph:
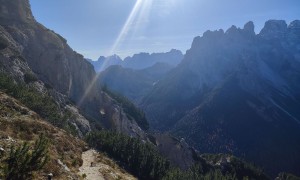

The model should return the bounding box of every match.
[4,134,49,180]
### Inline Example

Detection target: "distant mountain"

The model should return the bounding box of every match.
[140,20,300,176]
[99,62,174,103]
[122,49,183,70]
[88,55,122,72]
[89,49,183,72]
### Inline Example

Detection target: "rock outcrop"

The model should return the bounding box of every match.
[260,20,288,39]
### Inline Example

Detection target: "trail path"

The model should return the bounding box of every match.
[79,149,136,180]
[79,149,105,180]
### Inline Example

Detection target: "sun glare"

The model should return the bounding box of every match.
[78,0,153,107]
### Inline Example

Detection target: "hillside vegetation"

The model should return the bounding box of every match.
[86,130,270,180]
[102,86,149,130]
[0,73,78,135]
[0,91,85,179]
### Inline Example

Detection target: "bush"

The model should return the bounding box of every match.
[2,135,49,180]
[24,72,38,83]
[0,37,8,50]
[82,173,87,179]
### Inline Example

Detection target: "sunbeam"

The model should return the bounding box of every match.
[77,0,153,107]
[109,0,143,55]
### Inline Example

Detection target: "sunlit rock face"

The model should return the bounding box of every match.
[0,0,147,136]
[141,20,300,176]
[1,0,97,104]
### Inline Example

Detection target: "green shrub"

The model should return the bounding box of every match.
[2,135,49,180]
[0,37,8,50]
[24,72,38,83]
[82,173,87,179]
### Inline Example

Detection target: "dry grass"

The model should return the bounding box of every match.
[0,91,86,179]
[0,91,135,179]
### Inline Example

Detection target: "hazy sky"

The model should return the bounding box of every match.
[30,0,300,60]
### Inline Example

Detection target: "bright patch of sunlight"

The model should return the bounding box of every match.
[78,0,153,107]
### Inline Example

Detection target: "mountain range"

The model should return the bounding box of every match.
[1,0,300,179]
[88,49,183,72]
[99,20,300,176]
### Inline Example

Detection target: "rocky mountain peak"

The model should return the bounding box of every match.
[225,25,239,34]
[243,21,255,35]
[203,29,225,39]
[189,29,224,53]
[289,20,300,30]
[106,54,122,61]
[170,48,182,54]
[0,0,34,25]
[97,56,106,61]
[259,20,288,39]
[288,20,300,37]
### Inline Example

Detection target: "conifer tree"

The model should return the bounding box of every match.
[4,135,49,180]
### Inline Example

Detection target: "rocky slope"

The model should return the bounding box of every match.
[0,91,136,179]
[141,20,300,176]
[79,149,136,180]
[0,0,146,138]
[0,91,86,179]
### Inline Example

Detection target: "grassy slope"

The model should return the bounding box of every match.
[0,91,86,179]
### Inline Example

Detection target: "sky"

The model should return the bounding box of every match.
[30,0,300,60]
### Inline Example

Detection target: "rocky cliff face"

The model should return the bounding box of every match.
[0,0,34,25]
[141,20,300,176]
[1,0,98,105]
[0,0,147,137]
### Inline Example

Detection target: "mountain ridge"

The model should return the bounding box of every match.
[138,19,300,176]
[88,49,183,72]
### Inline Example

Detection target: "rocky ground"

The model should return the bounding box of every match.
[79,149,136,180]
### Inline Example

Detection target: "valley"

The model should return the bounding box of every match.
[0,0,299,179]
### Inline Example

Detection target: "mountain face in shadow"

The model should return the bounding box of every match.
[96,50,183,103]
[140,20,300,176]
[99,62,174,103]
